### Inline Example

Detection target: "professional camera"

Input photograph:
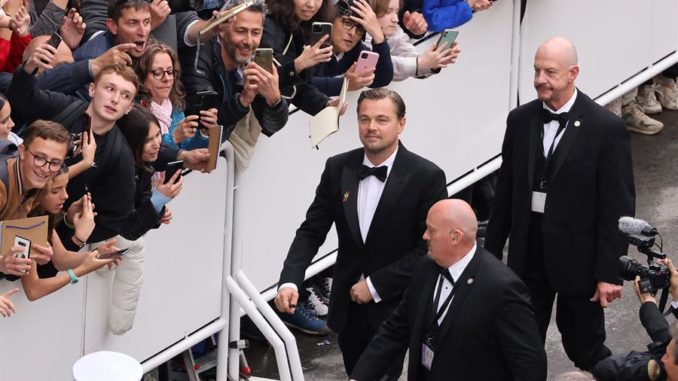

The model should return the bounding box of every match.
[617,216,670,296]
[619,256,670,294]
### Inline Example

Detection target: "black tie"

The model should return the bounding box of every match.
[541,109,569,124]
[357,165,387,182]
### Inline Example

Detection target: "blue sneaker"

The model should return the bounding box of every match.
[280,304,331,336]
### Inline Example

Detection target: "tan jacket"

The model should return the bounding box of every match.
[0,158,42,221]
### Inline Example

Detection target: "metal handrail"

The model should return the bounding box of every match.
[236,270,305,381]
[225,276,293,381]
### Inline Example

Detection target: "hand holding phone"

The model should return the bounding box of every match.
[96,248,130,260]
[435,29,458,51]
[311,22,332,49]
[164,160,184,184]
[47,32,63,49]
[185,90,221,117]
[355,51,379,73]
[253,48,273,73]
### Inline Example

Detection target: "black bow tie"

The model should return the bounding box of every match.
[438,266,455,285]
[358,165,387,182]
[542,109,569,124]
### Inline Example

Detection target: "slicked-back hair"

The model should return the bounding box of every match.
[357,88,406,119]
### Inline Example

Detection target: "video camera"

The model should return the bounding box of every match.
[618,217,670,295]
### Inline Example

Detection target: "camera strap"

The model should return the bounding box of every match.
[658,287,670,314]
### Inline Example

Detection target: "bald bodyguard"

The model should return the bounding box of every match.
[352,199,546,381]
[485,37,635,370]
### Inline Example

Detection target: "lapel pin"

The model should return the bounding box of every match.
[574,120,581,127]
[342,192,350,202]
[467,278,474,285]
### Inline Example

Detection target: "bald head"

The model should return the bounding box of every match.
[424,199,478,266]
[533,36,579,110]
[536,36,578,67]
[430,199,478,243]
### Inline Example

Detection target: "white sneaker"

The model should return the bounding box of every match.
[622,102,664,135]
[637,84,662,114]
[654,77,678,110]
[305,287,329,317]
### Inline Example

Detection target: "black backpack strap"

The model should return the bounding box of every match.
[52,100,89,129]
[90,125,124,187]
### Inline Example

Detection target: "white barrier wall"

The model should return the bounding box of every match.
[0,159,228,380]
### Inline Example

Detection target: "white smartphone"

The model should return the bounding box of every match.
[14,236,31,259]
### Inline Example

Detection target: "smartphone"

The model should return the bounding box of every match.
[14,236,31,259]
[311,22,332,49]
[185,90,221,117]
[435,29,459,51]
[253,48,273,73]
[355,51,379,72]
[164,160,184,184]
[47,32,63,49]
[96,248,130,260]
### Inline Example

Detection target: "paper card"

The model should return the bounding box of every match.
[0,215,49,258]
[309,77,349,148]
[207,124,224,172]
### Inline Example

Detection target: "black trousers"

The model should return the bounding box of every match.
[338,303,403,381]
[523,213,611,371]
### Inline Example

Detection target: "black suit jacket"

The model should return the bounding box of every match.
[485,91,636,295]
[351,248,547,381]
[278,143,447,332]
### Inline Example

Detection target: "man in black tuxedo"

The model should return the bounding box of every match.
[274,88,447,379]
[485,36,636,370]
[351,199,546,381]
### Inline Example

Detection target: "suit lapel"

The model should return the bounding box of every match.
[527,112,541,192]
[548,93,585,185]
[365,146,411,242]
[341,152,363,246]
[411,261,439,378]
[435,248,482,343]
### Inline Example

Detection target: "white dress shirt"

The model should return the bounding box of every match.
[361,148,399,303]
[434,243,477,325]
[542,89,578,156]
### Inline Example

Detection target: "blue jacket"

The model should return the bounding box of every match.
[422,0,472,33]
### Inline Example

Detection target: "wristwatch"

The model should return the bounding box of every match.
[67,269,79,284]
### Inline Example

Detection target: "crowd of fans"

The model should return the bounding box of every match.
[0,0,492,321]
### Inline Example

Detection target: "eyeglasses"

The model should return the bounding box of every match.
[151,68,178,80]
[341,17,365,35]
[26,149,64,173]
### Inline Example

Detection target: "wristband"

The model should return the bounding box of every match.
[67,269,79,284]
[72,235,86,248]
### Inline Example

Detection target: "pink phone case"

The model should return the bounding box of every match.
[355,51,379,72]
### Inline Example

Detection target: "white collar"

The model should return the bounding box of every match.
[444,242,477,282]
